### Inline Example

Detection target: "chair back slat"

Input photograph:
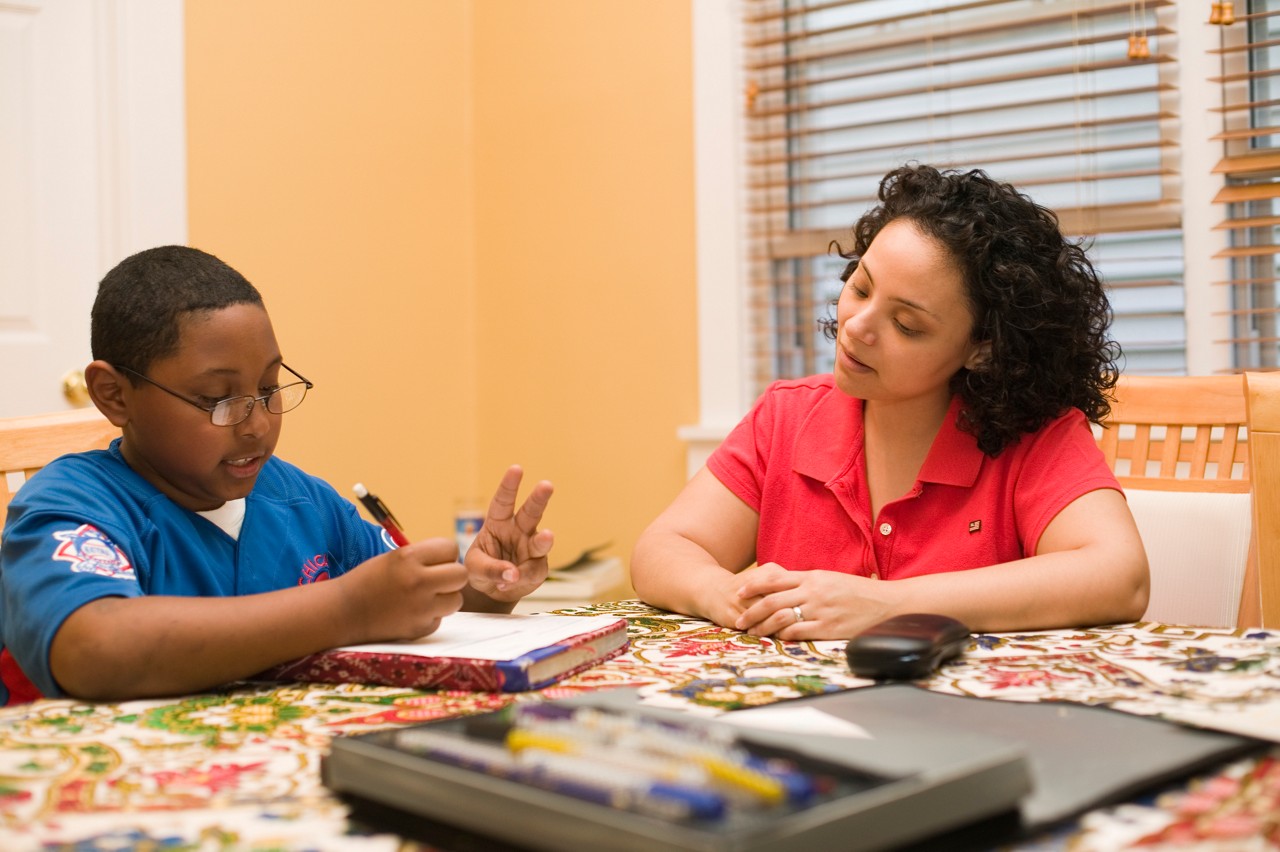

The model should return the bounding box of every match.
[1185,426,1211,479]
[1128,425,1152,477]
[1157,425,1183,478]
[1244,371,1280,628]
[1100,375,1250,493]
[1219,424,1243,479]
[1,408,118,526]
[1101,375,1257,629]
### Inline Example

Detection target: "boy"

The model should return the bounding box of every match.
[0,245,555,703]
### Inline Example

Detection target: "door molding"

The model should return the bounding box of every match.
[94,0,188,268]
[0,0,186,416]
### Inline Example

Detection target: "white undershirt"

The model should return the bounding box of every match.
[197,498,246,540]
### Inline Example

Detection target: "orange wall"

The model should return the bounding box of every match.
[185,1,697,579]
[469,2,697,572]
[186,0,479,551]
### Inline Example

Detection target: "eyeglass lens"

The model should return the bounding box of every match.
[210,383,309,426]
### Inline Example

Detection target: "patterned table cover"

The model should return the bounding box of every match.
[1,601,1277,851]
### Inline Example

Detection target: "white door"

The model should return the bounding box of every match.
[0,0,186,417]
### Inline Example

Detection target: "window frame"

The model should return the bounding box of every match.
[684,0,1232,475]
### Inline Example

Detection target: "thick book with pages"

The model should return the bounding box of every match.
[258,612,629,692]
[525,556,625,600]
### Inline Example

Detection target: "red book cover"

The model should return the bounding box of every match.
[257,613,629,692]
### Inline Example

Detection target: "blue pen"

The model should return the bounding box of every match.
[511,705,812,805]
[397,727,726,821]
[517,748,727,821]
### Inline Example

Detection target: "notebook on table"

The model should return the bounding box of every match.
[257,612,628,693]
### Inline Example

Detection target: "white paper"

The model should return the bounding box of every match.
[720,705,872,739]
[334,612,621,661]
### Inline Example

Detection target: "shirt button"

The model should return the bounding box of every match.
[879,522,892,536]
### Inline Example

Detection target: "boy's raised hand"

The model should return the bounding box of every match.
[464,465,554,603]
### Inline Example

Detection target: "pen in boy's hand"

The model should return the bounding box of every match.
[353,483,411,547]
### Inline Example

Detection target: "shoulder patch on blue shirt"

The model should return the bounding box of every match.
[51,524,136,580]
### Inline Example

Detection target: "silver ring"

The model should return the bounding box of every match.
[792,605,805,623]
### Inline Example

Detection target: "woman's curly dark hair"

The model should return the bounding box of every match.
[819,164,1121,456]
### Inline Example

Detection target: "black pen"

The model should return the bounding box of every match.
[353,483,410,546]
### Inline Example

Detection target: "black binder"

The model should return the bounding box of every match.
[732,684,1266,832]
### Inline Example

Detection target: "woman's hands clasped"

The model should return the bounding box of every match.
[733,563,900,640]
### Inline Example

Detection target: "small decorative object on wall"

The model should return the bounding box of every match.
[1128,1,1150,60]
[1209,2,1237,26]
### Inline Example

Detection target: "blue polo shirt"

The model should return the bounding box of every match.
[0,439,391,702]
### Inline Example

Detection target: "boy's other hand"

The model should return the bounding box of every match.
[342,538,467,643]
[465,465,554,603]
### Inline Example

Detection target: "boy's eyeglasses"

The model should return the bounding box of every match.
[114,363,313,427]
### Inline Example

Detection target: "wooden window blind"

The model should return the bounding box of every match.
[742,0,1184,393]
[1211,1,1280,371]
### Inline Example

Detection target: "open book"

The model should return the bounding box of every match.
[258,612,629,692]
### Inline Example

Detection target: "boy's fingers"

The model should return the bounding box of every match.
[425,563,469,593]
[467,549,513,584]
[528,529,554,560]
[514,481,554,534]
[486,465,524,520]
[403,536,460,564]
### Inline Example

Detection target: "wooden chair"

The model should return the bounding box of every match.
[1244,370,1280,630]
[1,408,118,529]
[1097,373,1278,628]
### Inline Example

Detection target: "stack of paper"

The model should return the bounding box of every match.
[515,556,627,613]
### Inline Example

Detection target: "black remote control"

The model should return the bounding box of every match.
[845,613,971,680]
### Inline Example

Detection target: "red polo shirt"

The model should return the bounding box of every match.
[707,375,1120,580]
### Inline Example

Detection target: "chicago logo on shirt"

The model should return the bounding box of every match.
[298,553,332,585]
[51,524,136,580]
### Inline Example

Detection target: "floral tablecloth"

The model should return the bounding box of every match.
[1,601,1277,851]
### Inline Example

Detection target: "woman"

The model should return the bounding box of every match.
[631,164,1149,639]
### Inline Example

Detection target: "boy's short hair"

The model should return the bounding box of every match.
[91,245,264,375]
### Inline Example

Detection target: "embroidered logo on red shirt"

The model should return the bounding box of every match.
[51,524,136,579]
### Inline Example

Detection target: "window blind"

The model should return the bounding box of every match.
[1211,1,1280,371]
[743,0,1184,393]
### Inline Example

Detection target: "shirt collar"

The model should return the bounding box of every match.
[792,388,864,483]
[793,389,982,487]
[920,394,984,487]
